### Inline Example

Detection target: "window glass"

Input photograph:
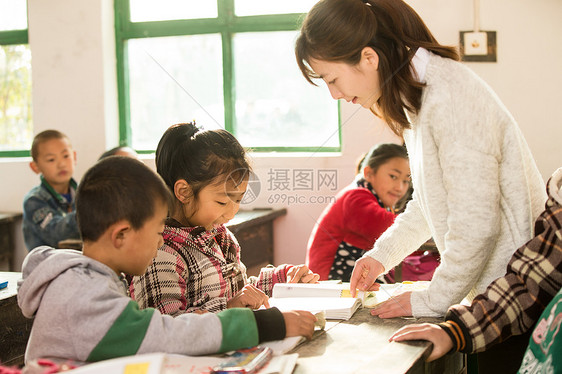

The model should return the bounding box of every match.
[127,34,224,150]
[129,0,218,22]
[0,45,32,151]
[0,0,28,31]
[233,31,338,148]
[234,0,317,16]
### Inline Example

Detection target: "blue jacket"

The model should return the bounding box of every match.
[22,177,80,251]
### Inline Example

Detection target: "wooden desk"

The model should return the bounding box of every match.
[226,208,287,276]
[0,213,23,271]
[0,272,32,367]
[292,308,464,374]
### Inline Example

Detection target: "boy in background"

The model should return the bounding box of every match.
[22,130,80,251]
[98,146,139,160]
[17,156,316,365]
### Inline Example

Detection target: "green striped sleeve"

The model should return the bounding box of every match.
[87,301,154,362]
[216,308,259,353]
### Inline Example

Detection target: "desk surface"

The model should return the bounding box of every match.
[292,308,463,374]
[0,212,23,224]
[0,272,31,367]
[226,208,287,231]
[0,213,23,271]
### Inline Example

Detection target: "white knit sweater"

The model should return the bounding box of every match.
[365,52,547,317]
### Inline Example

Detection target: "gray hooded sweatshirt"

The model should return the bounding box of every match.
[18,247,285,364]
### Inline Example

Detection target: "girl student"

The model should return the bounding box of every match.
[130,122,319,316]
[307,143,432,282]
[296,0,546,318]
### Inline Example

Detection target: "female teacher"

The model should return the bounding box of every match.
[295,0,546,317]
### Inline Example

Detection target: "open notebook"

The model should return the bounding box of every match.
[270,283,363,320]
[269,282,431,318]
[269,296,361,320]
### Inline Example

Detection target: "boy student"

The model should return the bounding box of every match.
[23,130,80,251]
[17,156,316,365]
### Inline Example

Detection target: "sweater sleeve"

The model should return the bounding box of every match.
[442,199,562,353]
[364,197,432,273]
[249,264,290,297]
[137,304,286,356]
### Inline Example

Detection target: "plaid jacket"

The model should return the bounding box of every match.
[440,168,562,353]
[130,219,290,316]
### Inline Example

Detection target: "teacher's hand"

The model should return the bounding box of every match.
[349,256,385,297]
[370,291,412,318]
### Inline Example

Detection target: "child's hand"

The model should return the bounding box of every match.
[227,284,270,309]
[286,265,320,284]
[389,323,454,361]
[282,310,317,340]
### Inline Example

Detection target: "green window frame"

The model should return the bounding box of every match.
[114,0,341,154]
[0,22,30,157]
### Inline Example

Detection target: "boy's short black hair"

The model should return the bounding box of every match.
[31,129,70,161]
[98,146,138,161]
[76,156,172,242]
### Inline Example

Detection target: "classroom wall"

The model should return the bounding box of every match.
[1,0,561,271]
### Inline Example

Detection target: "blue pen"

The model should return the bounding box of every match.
[0,281,7,290]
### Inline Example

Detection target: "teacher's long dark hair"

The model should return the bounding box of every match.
[295,0,459,136]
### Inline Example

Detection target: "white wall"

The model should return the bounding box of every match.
[1,0,561,271]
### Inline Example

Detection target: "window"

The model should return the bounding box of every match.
[0,0,32,157]
[115,0,340,153]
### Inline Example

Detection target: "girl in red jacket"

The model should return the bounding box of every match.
[306,143,414,281]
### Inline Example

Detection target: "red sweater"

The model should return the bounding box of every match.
[306,186,396,280]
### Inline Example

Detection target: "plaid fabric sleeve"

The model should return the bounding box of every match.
[445,197,562,354]
[248,264,291,297]
[132,240,227,316]
[438,321,466,352]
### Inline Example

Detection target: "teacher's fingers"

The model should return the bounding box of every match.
[370,292,412,318]
[350,262,375,296]
[349,266,362,297]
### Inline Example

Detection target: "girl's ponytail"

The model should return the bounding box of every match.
[156,122,251,201]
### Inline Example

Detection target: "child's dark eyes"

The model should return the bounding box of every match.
[216,201,227,206]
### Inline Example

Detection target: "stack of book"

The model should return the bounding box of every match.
[269,283,363,320]
[268,281,431,319]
